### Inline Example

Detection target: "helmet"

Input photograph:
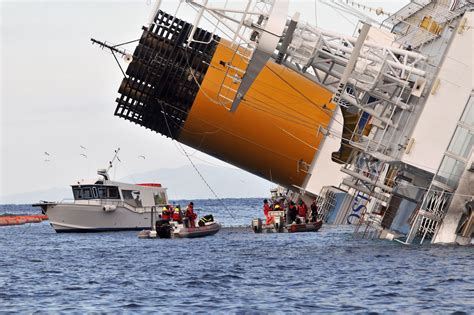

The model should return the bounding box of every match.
[175,208,180,213]
[189,202,194,206]
[162,207,167,211]
[263,199,268,203]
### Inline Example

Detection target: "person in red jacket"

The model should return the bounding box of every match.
[185,202,197,227]
[161,206,171,221]
[263,199,273,224]
[172,206,182,223]
[297,200,307,223]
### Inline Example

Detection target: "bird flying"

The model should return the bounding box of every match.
[44,152,50,156]
[80,154,88,158]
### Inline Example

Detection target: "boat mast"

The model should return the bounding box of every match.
[107,148,121,173]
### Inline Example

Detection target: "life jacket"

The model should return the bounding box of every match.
[297,204,307,217]
[161,207,171,220]
[263,204,271,216]
[186,207,197,220]
[172,208,181,221]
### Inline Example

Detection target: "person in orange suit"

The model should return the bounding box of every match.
[185,202,197,227]
[263,199,273,224]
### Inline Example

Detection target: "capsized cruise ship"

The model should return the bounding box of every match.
[93,0,473,245]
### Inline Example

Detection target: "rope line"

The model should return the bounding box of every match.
[157,100,236,219]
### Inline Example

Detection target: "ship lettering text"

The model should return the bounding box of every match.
[331,82,345,104]
[346,192,370,224]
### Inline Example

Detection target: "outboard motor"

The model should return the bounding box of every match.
[273,216,283,233]
[155,220,172,238]
[252,218,262,233]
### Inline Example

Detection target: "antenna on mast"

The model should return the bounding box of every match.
[98,148,121,181]
[107,148,121,173]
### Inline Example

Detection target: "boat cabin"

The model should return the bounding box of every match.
[70,170,168,209]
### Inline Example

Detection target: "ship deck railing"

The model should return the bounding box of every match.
[59,198,163,214]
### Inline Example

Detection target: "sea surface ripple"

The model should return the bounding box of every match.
[0,199,473,313]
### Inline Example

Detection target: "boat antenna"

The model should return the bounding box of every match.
[91,38,137,78]
[107,148,121,173]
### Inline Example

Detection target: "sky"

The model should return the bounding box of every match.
[0,0,407,201]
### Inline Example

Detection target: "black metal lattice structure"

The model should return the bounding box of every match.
[115,10,219,139]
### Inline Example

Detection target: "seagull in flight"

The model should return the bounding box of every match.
[80,145,87,150]
[80,154,88,158]
[138,155,146,159]
[44,152,50,156]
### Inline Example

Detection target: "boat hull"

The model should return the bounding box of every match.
[40,203,152,233]
[287,220,323,233]
[252,218,323,233]
[115,10,336,189]
[139,222,221,239]
[173,223,221,238]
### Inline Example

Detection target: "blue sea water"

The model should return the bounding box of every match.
[0,199,473,313]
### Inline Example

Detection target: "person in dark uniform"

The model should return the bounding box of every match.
[310,198,319,222]
[287,201,298,224]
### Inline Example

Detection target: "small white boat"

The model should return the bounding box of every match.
[138,214,221,239]
[251,210,323,233]
[33,150,169,233]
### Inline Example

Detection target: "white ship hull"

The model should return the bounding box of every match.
[44,203,152,233]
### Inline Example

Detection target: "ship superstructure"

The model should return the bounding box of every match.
[95,0,473,245]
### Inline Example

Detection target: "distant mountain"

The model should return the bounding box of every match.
[0,187,73,205]
[0,164,273,204]
[120,164,274,200]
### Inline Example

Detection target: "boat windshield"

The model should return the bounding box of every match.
[72,185,120,200]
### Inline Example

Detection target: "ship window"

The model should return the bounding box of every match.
[461,95,473,125]
[122,190,133,200]
[98,187,107,199]
[122,190,142,207]
[153,192,167,205]
[82,188,92,199]
[448,126,474,159]
[435,156,465,188]
[72,188,82,200]
[73,185,112,200]
[106,187,120,199]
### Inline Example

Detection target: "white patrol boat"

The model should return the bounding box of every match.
[33,150,169,233]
